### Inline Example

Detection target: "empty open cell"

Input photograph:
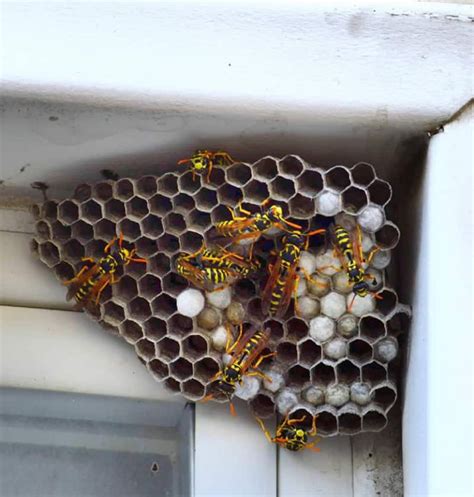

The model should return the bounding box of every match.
[149,194,172,216]
[325,166,351,191]
[287,365,310,387]
[360,315,386,341]
[362,362,387,383]
[312,363,335,386]
[194,357,220,382]
[375,222,400,250]
[296,169,324,197]
[285,317,308,342]
[217,183,243,205]
[208,166,226,187]
[276,342,297,364]
[178,171,202,194]
[225,163,252,186]
[54,261,75,282]
[351,162,376,186]
[124,258,147,279]
[368,179,392,206]
[248,297,265,321]
[73,183,92,202]
[162,272,188,296]
[117,219,140,242]
[157,173,179,196]
[339,412,362,434]
[157,233,180,254]
[254,157,278,180]
[269,176,296,200]
[157,337,180,362]
[288,194,315,218]
[133,236,157,259]
[114,275,138,302]
[136,176,158,198]
[148,358,169,380]
[149,253,171,275]
[126,196,149,220]
[39,241,60,267]
[298,339,321,366]
[127,297,152,320]
[316,410,338,436]
[182,379,205,399]
[79,199,103,223]
[168,313,193,337]
[141,214,163,238]
[119,320,144,343]
[35,220,51,240]
[144,317,167,341]
[279,155,304,177]
[375,288,398,316]
[182,334,208,360]
[188,209,211,231]
[195,187,218,211]
[233,279,256,301]
[135,338,156,361]
[243,181,270,207]
[71,220,94,243]
[341,186,368,214]
[94,219,116,241]
[387,311,410,337]
[180,231,204,253]
[92,181,113,202]
[373,385,397,409]
[363,410,387,431]
[151,293,177,318]
[62,239,85,261]
[164,377,181,393]
[102,301,125,325]
[58,200,79,224]
[173,193,195,213]
[337,360,360,383]
[250,393,275,419]
[163,212,186,235]
[115,179,135,200]
[138,274,161,299]
[264,320,284,342]
[170,357,193,380]
[104,199,125,221]
[41,200,58,221]
[349,339,373,364]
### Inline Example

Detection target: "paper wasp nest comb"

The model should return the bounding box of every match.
[31,156,410,437]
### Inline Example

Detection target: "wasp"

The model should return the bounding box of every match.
[178,149,234,182]
[262,229,326,318]
[256,413,320,452]
[64,232,147,307]
[203,325,275,415]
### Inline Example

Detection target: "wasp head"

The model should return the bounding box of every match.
[267,205,284,221]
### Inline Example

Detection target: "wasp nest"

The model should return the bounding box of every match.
[31,156,410,436]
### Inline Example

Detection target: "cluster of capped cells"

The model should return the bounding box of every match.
[31,155,410,436]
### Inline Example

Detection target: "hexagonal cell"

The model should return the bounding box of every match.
[269,176,295,200]
[144,317,167,342]
[225,162,252,186]
[298,339,321,367]
[149,253,171,275]
[41,200,58,221]
[341,186,368,214]
[149,194,172,217]
[102,301,125,326]
[35,221,51,240]
[180,231,204,253]
[39,242,60,267]
[94,219,116,240]
[194,187,218,211]
[134,236,157,258]
[250,393,275,419]
[115,179,135,200]
[362,362,387,383]
[127,297,152,320]
[157,233,180,254]
[234,279,256,301]
[92,182,113,202]
[279,155,304,177]
[295,169,323,197]
[187,209,211,231]
[264,320,284,342]
[141,214,163,238]
[170,357,193,380]
[164,377,181,393]
[360,315,386,341]
[316,409,338,436]
[351,162,376,186]
[58,200,79,224]
[247,297,265,321]
[312,363,336,386]
[157,336,180,362]
[253,157,278,180]
[138,274,162,299]
[178,171,202,194]
[182,379,205,399]
[163,212,186,235]
[73,183,92,202]
[194,357,220,382]
[136,176,158,198]
[126,196,149,220]
[157,173,179,196]
[368,178,392,206]
[71,220,94,244]
[325,166,351,191]
[104,199,126,221]
[79,199,102,224]
[337,360,360,383]
[349,339,373,364]
[363,410,387,431]
[217,183,243,205]
[173,193,195,213]
[287,365,310,387]
[120,320,144,343]
[276,342,297,364]
[285,318,308,342]
[375,222,400,250]
[168,313,193,338]
[135,338,156,361]
[54,261,75,282]
[243,179,270,204]
[118,219,141,242]
[339,412,362,435]
[182,334,208,360]
[115,275,138,302]
[62,239,85,261]
[151,293,177,318]
[373,385,397,409]
[288,194,315,218]
[375,288,398,316]
[162,272,188,297]
[148,358,169,380]
[387,311,410,337]
[124,257,147,279]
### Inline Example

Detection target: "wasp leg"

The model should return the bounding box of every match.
[236,201,252,217]
[366,245,380,265]
[255,417,274,443]
[205,162,213,183]
[210,283,230,293]
[308,415,318,436]
[130,257,147,264]
[63,265,89,284]
[348,293,357,312]
[247,370,272,382]
[229,402,237,417]
[94,279,110,304]
[253,352,277,369]
[104,236,118,253]
[287,415,307,426]
[81,257,95,263]
[227,324,243,355]
[305,442,321,453]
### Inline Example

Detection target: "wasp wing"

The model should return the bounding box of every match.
[228,328,271,376]
[65,263,100,301]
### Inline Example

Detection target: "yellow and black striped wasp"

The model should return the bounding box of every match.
[256,413,320,452]
[178,149,234,182]
[64,232,147,308]
[203,324,275,415]
[262,228,326,318]
[176,244,260,292]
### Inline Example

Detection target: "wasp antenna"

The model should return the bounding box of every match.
[177,158,190,165]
